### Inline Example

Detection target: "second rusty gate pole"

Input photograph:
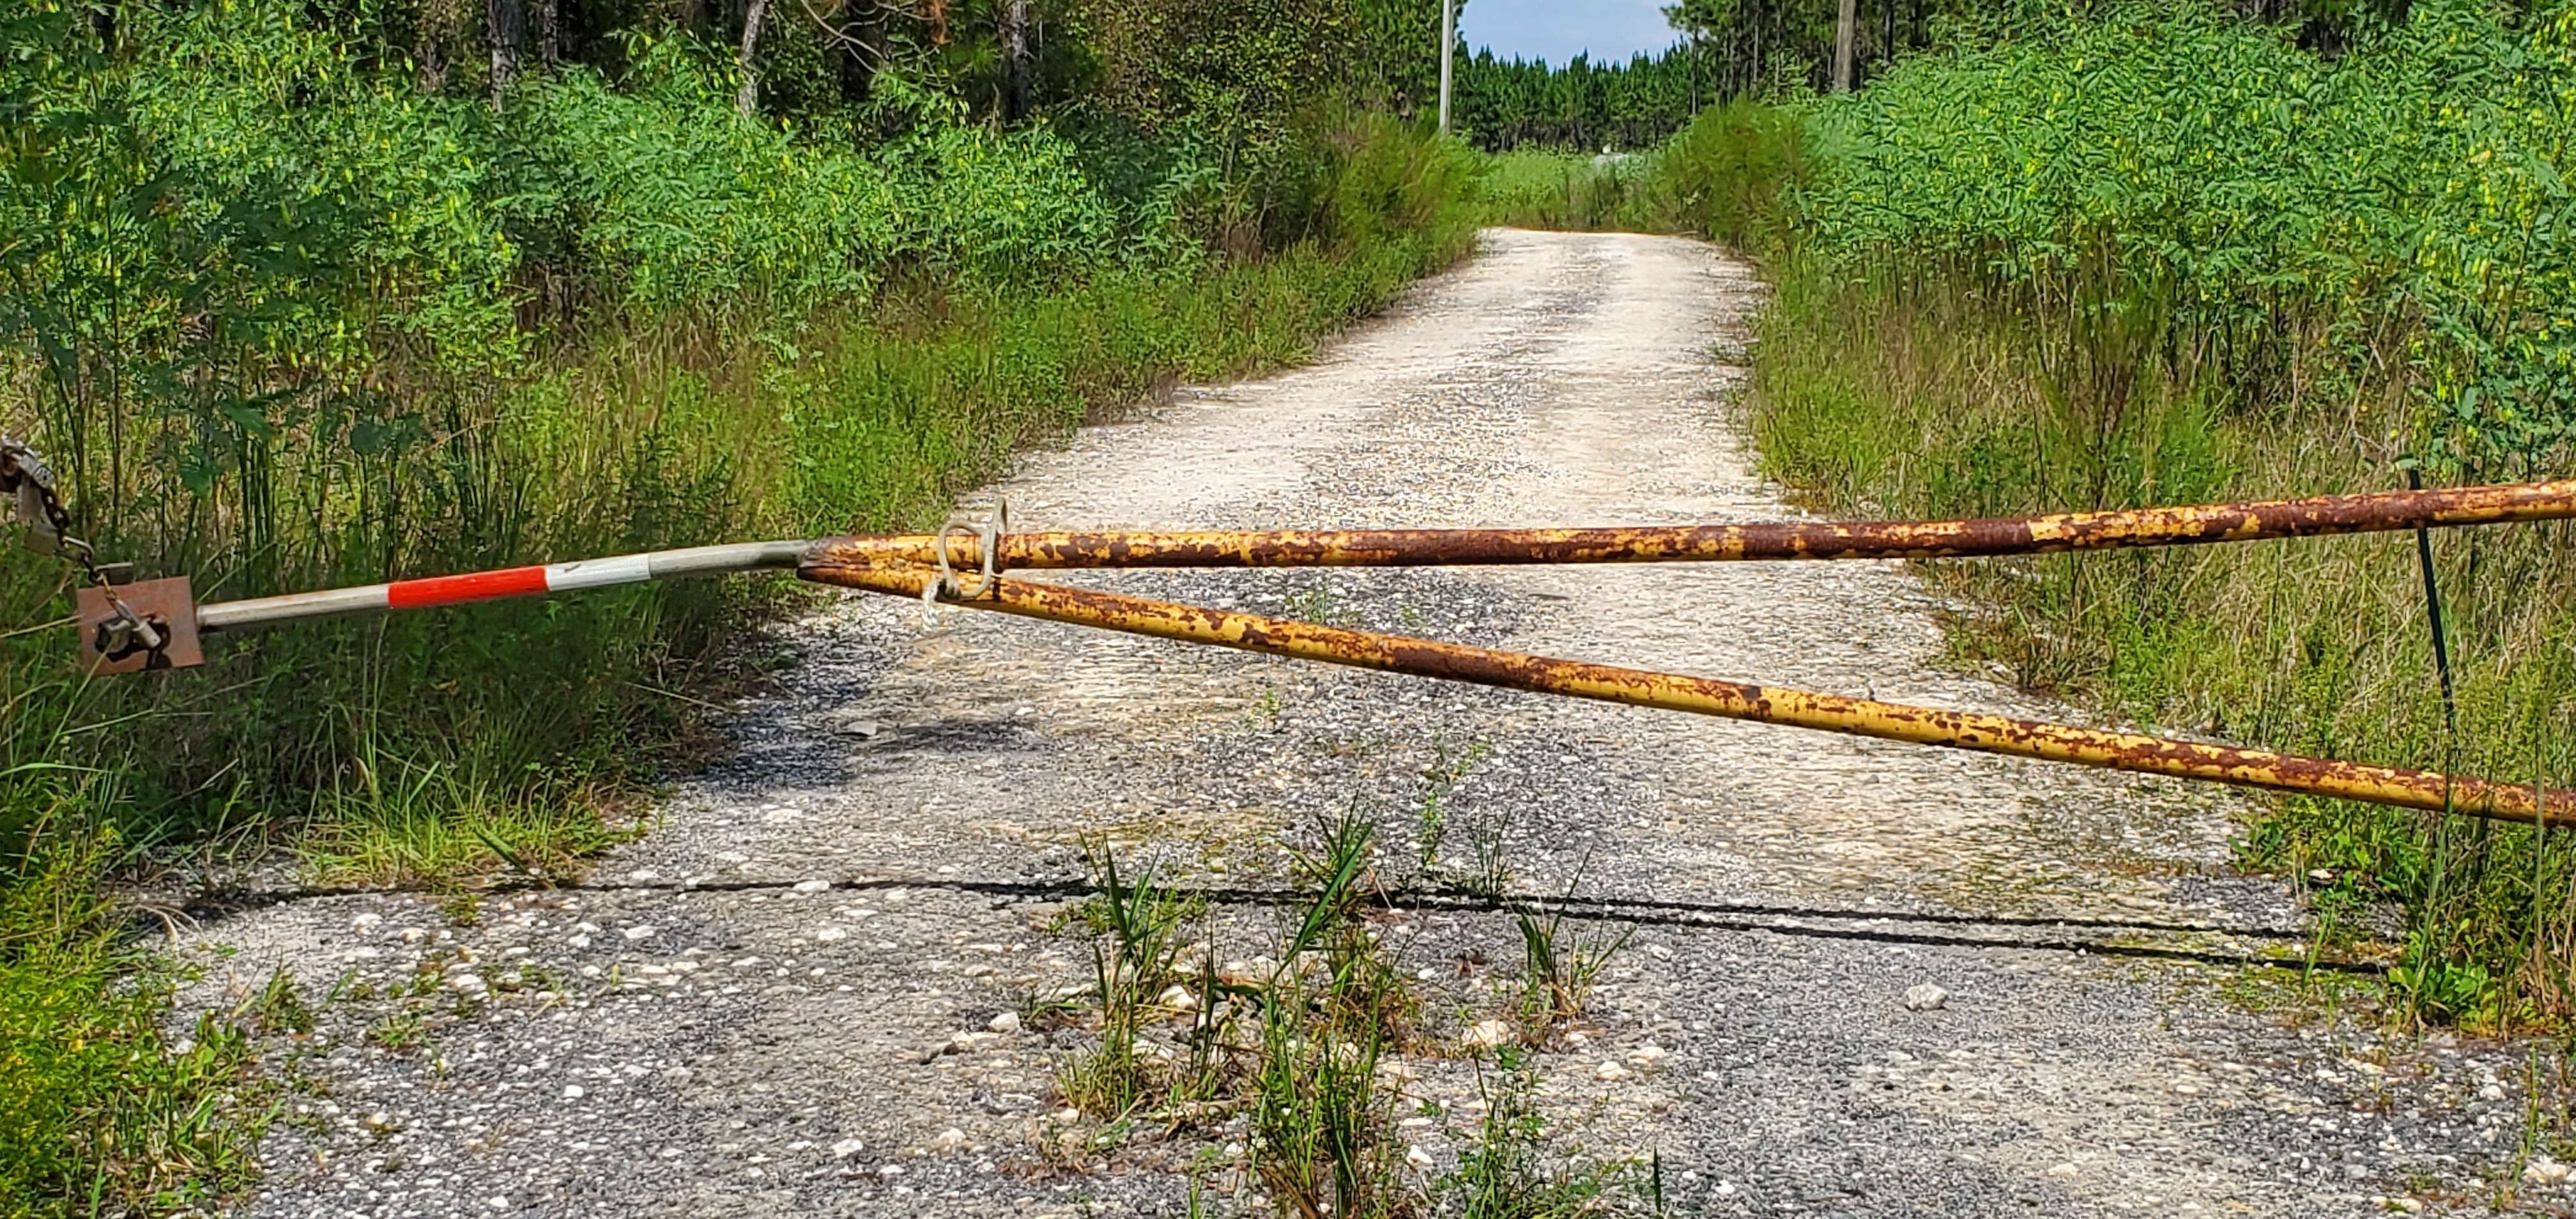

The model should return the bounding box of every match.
[802,560,2576,829]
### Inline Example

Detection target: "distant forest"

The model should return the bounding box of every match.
[1452,0,2434,151]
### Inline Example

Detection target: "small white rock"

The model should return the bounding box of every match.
[2526,1157,2571,1183]
[832,1138,866,1159]
[1156,985,1197,1011]
[1406,1145,1434,1169]
[2048,1163,2078,1177]
[988,1011,1022,1034]
[814,928,848,942]
[1903,983,1948,1011]
[931,1128,969,1153]
[793,880,831,893]
[623,926,657,942]
[1462,1019,1514,1049]
[1594,1062,1630,1081]
[2479,1083,2507,1101]
[563,1085,585,1100]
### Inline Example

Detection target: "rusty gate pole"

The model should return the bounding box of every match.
[801,560,2576,829]
[819,479,2576,572]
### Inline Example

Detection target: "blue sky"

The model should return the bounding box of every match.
[1458,0,1681,64]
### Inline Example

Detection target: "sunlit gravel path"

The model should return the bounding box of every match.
[176,231,2563,1218]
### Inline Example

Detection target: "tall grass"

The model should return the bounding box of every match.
[1474,100,1811,245]
[0,1,1476,1205]
[1605,3,2576,1027]
[0,205,1473,1214]
[1476,150,1652,231]
[1746,256,2576,1025]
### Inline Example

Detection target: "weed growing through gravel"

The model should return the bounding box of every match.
[1410,739,1512,900]
[1054,813,1655,1217]
[1413,737,1487,877]
[1284,581,1355,628]
[1512,883,1633,1039]
[1443,1046,1648,1219]
[1057,841,1209,1119]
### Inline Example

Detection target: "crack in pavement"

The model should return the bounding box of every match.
[175,877,2361,973]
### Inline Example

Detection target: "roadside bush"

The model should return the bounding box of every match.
[1673,0,2576,1025]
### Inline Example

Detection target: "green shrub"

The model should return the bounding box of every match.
[1695,0,2576,1026]
[0,818,271,1216]
[1638,100,1810,255]
[1797,0,2576,478]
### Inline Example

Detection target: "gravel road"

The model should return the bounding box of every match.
[176,231,2573,1218]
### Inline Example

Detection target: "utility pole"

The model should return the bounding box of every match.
[1438,0,1455,137]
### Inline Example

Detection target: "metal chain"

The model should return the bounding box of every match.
[920,498,1011,625]
[1,434,164,657]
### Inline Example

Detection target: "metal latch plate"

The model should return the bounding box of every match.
[75,576,203,674]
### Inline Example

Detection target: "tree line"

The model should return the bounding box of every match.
[294,0,1453,135]
[1455,0,2457,153]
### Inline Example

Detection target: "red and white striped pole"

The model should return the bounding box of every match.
[192,540,815,633]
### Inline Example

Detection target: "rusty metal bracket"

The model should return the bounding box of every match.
[76,576,201,675]
[805,559,2576,829]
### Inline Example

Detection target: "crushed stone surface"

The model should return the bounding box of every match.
[173,231,2573,1216]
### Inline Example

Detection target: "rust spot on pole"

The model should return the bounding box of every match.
[801,480,2576,572]
[801,560,2576,829]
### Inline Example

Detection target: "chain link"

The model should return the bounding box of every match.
[1,433,164,657]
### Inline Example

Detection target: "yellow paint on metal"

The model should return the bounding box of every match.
[804,560,2576,829]
[801,479,2576,572]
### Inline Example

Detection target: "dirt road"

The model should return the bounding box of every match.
[182,231,2559,1217]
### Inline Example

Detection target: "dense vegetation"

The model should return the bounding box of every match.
[0,0,1475,1209]
[1580,0,2575,1027]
